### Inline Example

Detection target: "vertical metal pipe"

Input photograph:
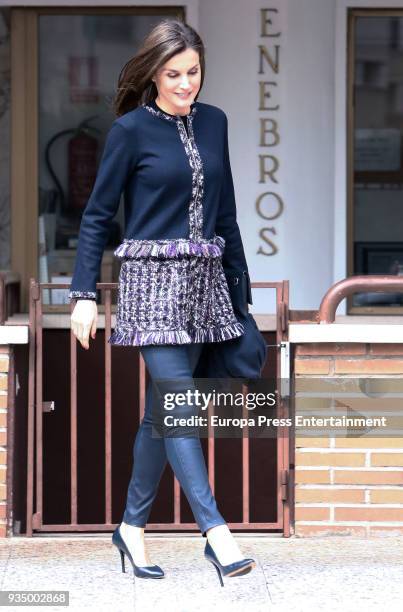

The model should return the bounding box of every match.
[70,299,78,526]
[276,284,284,530]
[26,279,37,536]
[139,351,146,420]
[207,398,215,495]
[282,281,291,537]
[104,289,112,525]
[35,283,43,526]
[242,382,250,525]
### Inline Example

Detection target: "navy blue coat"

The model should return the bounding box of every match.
[68,97,252,311]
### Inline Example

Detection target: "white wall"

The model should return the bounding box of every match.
[198,0,336,313]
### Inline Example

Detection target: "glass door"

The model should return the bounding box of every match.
[348,9,403,314]
[11,7,183,311]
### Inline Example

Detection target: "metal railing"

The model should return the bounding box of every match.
[318,275,403,323]
[26,279,291,536]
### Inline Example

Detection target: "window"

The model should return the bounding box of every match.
[348,10,403,313]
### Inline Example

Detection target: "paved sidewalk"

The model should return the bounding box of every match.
[0,534,402,611]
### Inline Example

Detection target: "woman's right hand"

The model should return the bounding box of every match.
[70,300,98,350]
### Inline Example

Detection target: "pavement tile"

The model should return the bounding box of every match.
[0,535,401,611]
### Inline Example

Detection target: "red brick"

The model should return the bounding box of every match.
[369,344,403,355]
[334,470,403,485]
[295,488,365,503]
[335,438,403,448]
[371,490,403,503]
[296,452,365,467]
[370,526,403,536]
[295,437,330,448]
[371,453,403,467]
[335,359,403,374]
[295,470,330,484]
[295,359,331,375]
[295,525,367,537]
[295,506,330,521]
[335,507,403,521]
[296,343,366,356]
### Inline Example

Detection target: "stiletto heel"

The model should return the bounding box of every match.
[211,561,224,587]
[112,525,165,579]
[119,549,126,573]
[204,540,255,587]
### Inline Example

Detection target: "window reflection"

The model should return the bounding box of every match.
[353,16,403,308]
[37,14,166,305]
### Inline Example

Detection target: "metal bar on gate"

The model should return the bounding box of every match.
[26,279,37,536]
[27,279,289,535]
[242,383,250,524]
[276,284,284,529]
[280,282,290,536]
[139,351,146,420]
[70,299,78,526]
[173,384,180,524]
[279,281,290,536]
[104,289,112,525]
[207,399,215,494]
[38,520,282,531]
[174,478,181,525]
[35,284,43,527]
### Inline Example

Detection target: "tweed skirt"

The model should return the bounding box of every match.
[107,236,245,347]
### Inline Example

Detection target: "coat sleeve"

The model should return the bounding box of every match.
[215,112,253,306]
[68,121,136,303]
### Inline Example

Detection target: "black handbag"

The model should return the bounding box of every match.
[193,270,268,380]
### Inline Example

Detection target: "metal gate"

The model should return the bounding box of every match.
[26,278,291,536]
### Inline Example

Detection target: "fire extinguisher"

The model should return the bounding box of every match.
[68,120,99,211]
[45,116,101,215]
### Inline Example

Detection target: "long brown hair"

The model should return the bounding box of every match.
[113,19,205,117]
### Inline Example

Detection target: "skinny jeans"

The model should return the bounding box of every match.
[122,343,226,536]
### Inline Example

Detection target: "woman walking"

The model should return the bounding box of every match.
[69,18,255,586]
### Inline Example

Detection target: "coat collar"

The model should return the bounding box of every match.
[143,97,198,123]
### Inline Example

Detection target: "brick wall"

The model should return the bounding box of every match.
[0,346,9,537]
[294,343,403,536]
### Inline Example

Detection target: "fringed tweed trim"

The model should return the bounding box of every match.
[108,321,244,347]
[192,321,244,344]
[108,328,193,346]
[69,290,97,300]
[113,236,225,259]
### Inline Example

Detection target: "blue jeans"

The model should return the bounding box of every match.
[122,343,226,536]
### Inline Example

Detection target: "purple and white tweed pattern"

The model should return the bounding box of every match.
[109,255,244,346]
[107,101,245,347]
